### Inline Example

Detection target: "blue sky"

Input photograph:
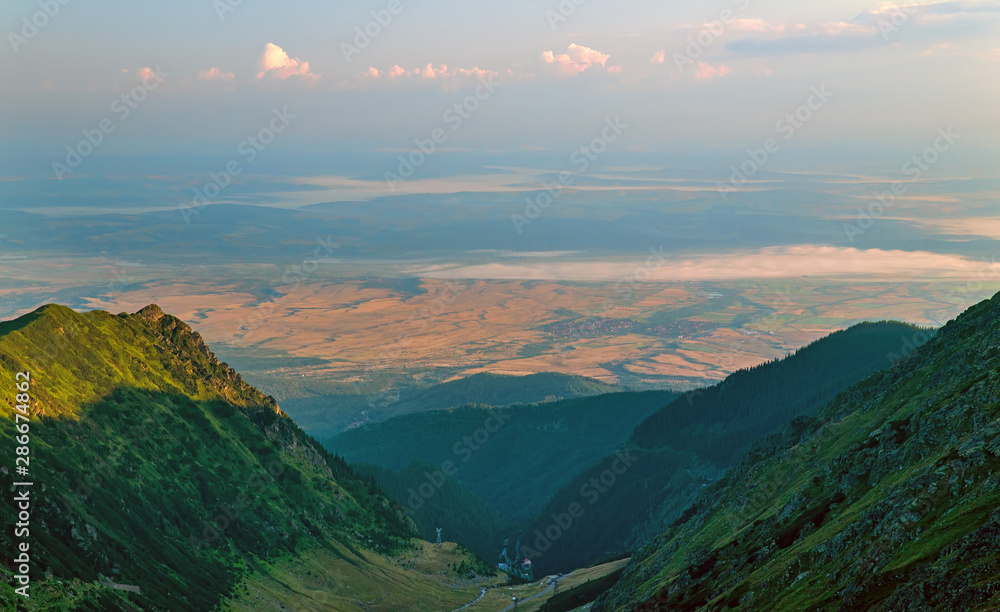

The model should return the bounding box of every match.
[1,1,1000,292]
[1,0,998,181]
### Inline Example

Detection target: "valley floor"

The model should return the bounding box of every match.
[222,541,498,612]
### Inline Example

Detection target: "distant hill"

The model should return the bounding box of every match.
[325,389,681,521]
[279,372,619,439]
[595,294,1000,611]
[517,321,926,575]
[401,372,618,413]
[0,305,496,611]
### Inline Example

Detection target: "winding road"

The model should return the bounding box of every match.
[498,573,572,612]
[450,588,488,612]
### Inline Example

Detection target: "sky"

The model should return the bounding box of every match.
[1,0,1000,311]
[2,0,998,178]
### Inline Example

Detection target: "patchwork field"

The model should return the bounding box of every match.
[33,271,989,392]
[4,255,996,398]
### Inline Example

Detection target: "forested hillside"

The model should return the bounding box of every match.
[632,321,933,462]
[517,321,924,575]
[353,462,513,561]
[275,372,618,439]
[595,293,1000,612]
[325,389,680,521]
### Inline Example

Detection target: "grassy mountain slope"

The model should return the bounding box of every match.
[277,372,618,439]
[594,296,1000,611]
[325,389,680,521]
[0,305,493,611]
[519,321,924,576]
[221,540,494,612]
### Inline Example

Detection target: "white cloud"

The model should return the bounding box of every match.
[359,63,501,88]
[256,43,319,83]
[731,18,786,34]
[541,43,619,75]
[198,67,235,81]
[693,62,731,80]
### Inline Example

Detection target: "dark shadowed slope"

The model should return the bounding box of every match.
[518,321,925,576]
[326,389,681,521]
[595,296,1000,611]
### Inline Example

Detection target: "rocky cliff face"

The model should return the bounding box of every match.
[595,293,1000,611]
[134,303,283,415]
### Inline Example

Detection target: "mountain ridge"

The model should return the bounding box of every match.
[0,304,495,611]
[593,294,1000,611]
[277,371,619,438]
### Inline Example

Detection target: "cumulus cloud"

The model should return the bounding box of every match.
[198,67,235,81]
[731,18,787,34]
[256,43,319,82]
[727,1,1000,57]
[361,63,501,86]
[650,50,667,64]
[693,62,731,79]
[542,43,619,75]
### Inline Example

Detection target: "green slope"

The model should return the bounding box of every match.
[518,321,924,576]
[594,295,1000,611]
[0,305,492,611]
[276,372,619,439]
[324,389,680,522]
